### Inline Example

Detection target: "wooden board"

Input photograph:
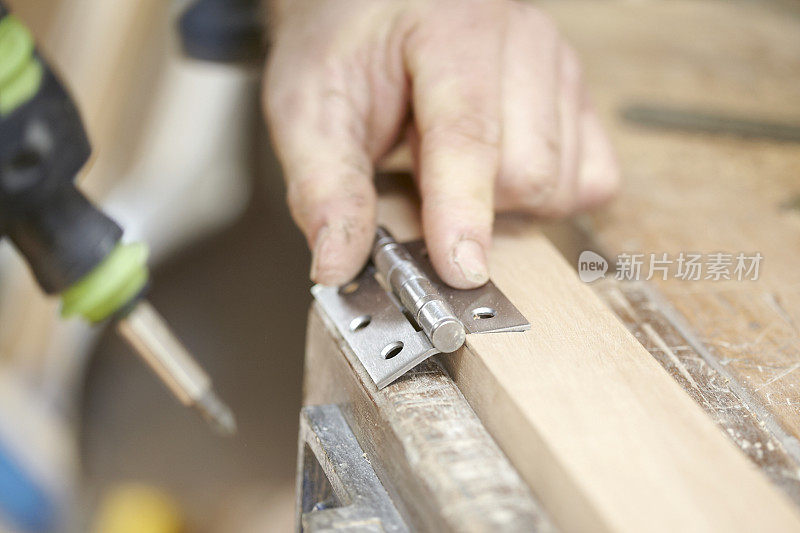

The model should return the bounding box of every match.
[366,181,800,531]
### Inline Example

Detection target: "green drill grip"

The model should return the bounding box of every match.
[0,14,43,115]
[61,242,150,323]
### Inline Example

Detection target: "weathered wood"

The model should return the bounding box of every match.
[536,0,800,503]
[455,222,800,532]
[595,279,800,505]
[304,306,555,532]
[297,405,407,532]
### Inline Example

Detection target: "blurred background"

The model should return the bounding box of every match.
[79,123,308,531]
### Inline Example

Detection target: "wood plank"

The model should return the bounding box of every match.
[367,176,800,531]
[304,305,555,532]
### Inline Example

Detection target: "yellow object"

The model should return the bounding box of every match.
[92,483,183,533]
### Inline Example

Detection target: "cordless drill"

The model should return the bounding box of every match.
[0,7,235,434]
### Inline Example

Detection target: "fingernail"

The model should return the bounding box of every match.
[452,239,489,286]
[309,226,330,282]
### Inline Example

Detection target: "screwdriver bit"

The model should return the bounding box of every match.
[116,300,237,435]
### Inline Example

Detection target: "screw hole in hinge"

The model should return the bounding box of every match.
[349,315,372,332]
[472,307,497,320]
[382,341,404,360]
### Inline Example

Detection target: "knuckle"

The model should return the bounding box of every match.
[501,166,558,207]
[424,192,494,225]
[264,86,298,125]
[347,187,374,211]
[586,168,622,206]
[422,112,501,153]
[265,45,302,112]
[287,160,374,222]
[500,137,561,207]
[286,180,318,226]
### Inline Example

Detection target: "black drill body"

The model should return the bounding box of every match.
[0,0,248,436]
[0,4,121,293]
[0,0,263,294]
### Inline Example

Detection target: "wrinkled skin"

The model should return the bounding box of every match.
[265,0,619,289]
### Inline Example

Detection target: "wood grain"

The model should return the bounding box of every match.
[595,279,800,505]
[299,1,800,529]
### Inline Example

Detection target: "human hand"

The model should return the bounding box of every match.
[265,0,619,289]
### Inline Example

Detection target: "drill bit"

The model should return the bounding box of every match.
[115,300,237,435]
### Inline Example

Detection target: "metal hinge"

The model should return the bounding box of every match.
[312,228,529,389]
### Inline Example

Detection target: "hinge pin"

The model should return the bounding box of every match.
[372,227,466,353]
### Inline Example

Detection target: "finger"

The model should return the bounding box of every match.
[406,5,504,289]
[496,5,561,211]
[576,101,621,209]
[537,41,583,217]
[265,64,376,286]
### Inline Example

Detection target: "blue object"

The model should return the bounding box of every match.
[0,437,55,532]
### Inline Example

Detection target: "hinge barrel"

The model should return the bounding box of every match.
[372,227,466,352]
